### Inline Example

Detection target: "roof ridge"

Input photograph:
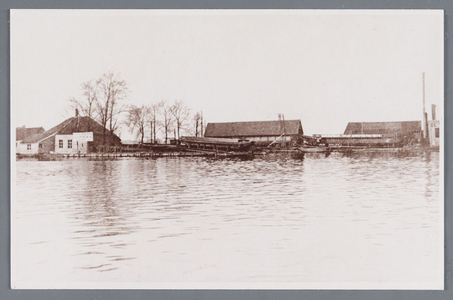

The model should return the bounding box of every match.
[22,117,76,143]
[21,116,121,144]
[347,120,420,123]
[16,126,44,129]
[204,119,303,137]
[207,119,301,124]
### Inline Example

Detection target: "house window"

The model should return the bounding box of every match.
[27,144,31,150]
[435,128,440,138]
[68,139,72,148]
[59,140,63,148]
[39,143,42,149]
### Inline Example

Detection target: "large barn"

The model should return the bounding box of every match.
[344,121,422,138]
[17,116,121,155]
[204,120,304,146]
[312,121,423,148]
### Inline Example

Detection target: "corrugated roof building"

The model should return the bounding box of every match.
[344,121,422,137]
[204,120,303,146]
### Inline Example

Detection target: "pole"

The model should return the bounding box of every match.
[422,72,427,139]
[282,113,286,138]
[279,113,287,147]
[200,111,204,137]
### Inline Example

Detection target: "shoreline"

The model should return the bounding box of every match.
[15,146,439,161]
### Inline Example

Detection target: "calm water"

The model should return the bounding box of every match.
[13,152,441,288]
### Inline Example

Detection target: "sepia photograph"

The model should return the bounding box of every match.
[10,9,444,289]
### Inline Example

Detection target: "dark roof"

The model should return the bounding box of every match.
[344,121,421,135]
[22,117,121,143]
[16,127,45,141]
[204,120,303,137]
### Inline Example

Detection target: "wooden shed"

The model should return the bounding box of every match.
[344,121,422,138]
[204,120,303,147]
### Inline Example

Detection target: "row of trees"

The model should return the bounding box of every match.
[126,100,205,144]
[69,72,205,145]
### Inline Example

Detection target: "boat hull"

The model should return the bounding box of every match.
[298,146,330,153]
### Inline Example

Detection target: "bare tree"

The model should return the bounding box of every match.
[95,72,128,146]
[81,80,98,119]
[161,102,173,144]
[193,112,201,137]
[68,80,99,130]
[170,100,190,140]
[149,101,164,143]
[126,104,150,144]
[107,74,127,143]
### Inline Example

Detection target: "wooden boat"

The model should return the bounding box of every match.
[297,145,330,153]
[180,136,252,152]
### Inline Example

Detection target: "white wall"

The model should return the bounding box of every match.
[16,141,21,154]
[428,120,440,147]
[73,135,89,153]
[55,134,90,154]
[17,142,39,154]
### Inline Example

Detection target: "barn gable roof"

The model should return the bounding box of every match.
[344,121,421,135]
[22,117,121,143]
[16,127,45,141]
[204,120,303,137]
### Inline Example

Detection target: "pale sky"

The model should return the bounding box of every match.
[11,10,443,139]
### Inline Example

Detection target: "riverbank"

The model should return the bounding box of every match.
[15,145,439,161]
[15,149,254,161]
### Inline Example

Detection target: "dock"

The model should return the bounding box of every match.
[17,149,254,161]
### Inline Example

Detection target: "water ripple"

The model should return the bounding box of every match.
[14,151,440,284]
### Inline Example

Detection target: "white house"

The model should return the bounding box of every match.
[17,116,120,155]
[15,126,45,154]
[54,132,93,154]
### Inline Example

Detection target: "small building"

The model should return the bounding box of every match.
[315,121,422,148]
[169,138,179,145]
[428,120,440,148]
[15,126,45,153]
[204,120,303,146]
[17,116,121,155]
[344,121,422,139]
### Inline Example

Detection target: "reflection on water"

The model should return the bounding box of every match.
[13,152,441,286]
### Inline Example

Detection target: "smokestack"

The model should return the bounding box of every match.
[422,72,427,139]
[75,108,80,130]
[432,104,436,121]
